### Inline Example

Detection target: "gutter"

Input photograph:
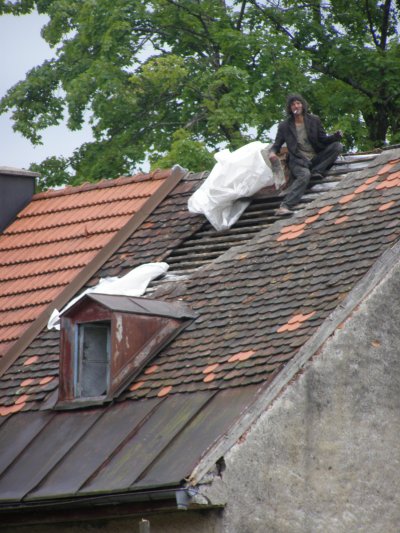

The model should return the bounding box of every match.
[0,487,218,527]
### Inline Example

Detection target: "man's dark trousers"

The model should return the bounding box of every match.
[284,141,342,209]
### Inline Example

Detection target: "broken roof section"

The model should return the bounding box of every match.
[161,152,379,275]
[0,166,186,372]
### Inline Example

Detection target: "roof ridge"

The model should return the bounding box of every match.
[32,169,173,201]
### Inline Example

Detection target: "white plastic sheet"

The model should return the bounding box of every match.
[188,141,285,231]
[47,262,169,330]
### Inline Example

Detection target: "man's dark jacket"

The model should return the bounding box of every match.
[270,113,341,161]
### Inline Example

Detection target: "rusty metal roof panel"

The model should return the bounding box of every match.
[0,387,259,506]
[0,411,50,477]
[133,385,259,490]
[79,392,213,495]
[29,399,161,500]
[0,409,103,502]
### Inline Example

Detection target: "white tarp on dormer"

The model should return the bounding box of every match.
[47,262,169,330]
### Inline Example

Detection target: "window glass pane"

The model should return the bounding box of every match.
[77,323,110,398]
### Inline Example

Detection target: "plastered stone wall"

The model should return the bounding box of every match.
[199,263,400,532]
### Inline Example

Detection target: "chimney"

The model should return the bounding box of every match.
[0,167,38,232]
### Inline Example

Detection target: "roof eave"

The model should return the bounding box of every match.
[0,487,220,527]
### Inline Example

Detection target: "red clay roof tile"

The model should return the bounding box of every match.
[144,365,159,375]
[277,228,306,241]
[129,381,145,391]
[20,378,34,387]
[364,175,379,184]
[39,376,54,385]
[0,403,25,416]
[334,215,350,225]
[23,355,39,366]
[318,205,334,214]
[228,350,256,363]
[339,193,357,204]
[304,214,320,224]
[203,363,220,374]
[379,201,396,211]
[0,170,174,359]
[158,385,173,397]
[280,223,307,234]
[377,159,400,174]
[354,182,371,194]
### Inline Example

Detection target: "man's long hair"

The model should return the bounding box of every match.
[286,93,309,116]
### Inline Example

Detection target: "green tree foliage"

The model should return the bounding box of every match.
[149,128,215,171]
[1,0,400,187]
[250,0,400,149]
[29,155,71,191]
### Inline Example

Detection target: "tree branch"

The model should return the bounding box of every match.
[379,0,392,50]
[236,0,248,30]
[251,0,374,99]
[311,58,374,98]
[365,0,381,48]
[248,0,298,41]
[163,0,222,67]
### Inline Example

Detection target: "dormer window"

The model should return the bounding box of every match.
[57,294,196,408]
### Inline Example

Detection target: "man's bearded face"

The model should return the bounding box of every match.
[290,100,303,115]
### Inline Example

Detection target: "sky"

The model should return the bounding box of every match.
[0,12,92,170]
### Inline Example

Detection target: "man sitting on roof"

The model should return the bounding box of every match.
[269,93,343,216]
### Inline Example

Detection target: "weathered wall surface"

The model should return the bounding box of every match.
[199,262,400,532]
